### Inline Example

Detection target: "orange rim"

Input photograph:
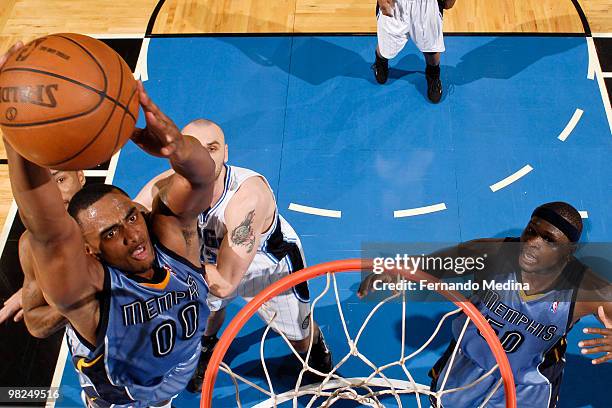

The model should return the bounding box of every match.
[201,259,516,408]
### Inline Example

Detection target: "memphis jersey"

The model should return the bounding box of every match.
[431,244,585,407]
[198,165,304,288]
[66,242,210,408]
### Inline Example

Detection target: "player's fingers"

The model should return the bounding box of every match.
[160,144,176,157]
[597,306,612,328]
[14,309,24,322]
[592,353,612,365]
[0,42,23,65]
[144,111,163,134]
[357,276,374,298]
[137,81,160,115]
[579,338,606,348]
[580,344,609,354]
[583,327,612,335]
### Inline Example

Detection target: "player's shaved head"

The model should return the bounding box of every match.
[182,119,228,180]
[181,119,225,146]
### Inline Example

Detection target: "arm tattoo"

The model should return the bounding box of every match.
[231,210,256,253]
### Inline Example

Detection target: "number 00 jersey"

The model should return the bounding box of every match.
[66,241,210,408]
[430,239,586,408]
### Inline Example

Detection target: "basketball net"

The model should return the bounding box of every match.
[201,259,516,408]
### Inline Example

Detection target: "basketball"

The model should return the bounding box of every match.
[0,33,139,170]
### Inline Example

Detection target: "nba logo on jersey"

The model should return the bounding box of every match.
[164,265,175,277]
[550,301,559,313]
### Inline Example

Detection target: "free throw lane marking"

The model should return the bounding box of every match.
[558,109,584,142]
[394,203,447,218]
[134,37,151,81]
[289,203,341,218]
[490,165,533,192]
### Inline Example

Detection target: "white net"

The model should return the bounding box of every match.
[210,271,512,408]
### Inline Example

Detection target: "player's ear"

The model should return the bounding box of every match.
[83,243,100,260]
[567,241,579,257]
[77,171,85,187]
[223,144,228,163]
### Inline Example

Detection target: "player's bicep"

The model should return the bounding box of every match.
[21,275,46,313]
[217,193,267,286]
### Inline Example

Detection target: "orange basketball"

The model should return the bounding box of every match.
[0,33,139,170]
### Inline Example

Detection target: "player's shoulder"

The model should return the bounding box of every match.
[230,173,272,206]
[573,267,611,315]
[578,267,610,295]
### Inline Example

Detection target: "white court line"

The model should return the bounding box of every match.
[602,72,612,78]
[105,151,122,183]
[489,165,533,192]
[0,201,18,256]
[587,38,596,80]
[586,37,612,135]
[557,109,584,141]
[46,339,69,406]
[289,203,341,218]
[592,33,612,38]
[394,203,447,218]
[579,211,589,219]
[134,37,151,81]
[83,169,108,177]
[87,33,146,39]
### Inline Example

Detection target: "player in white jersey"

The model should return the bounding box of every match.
[373,0,457,103]
[136,119,332,392]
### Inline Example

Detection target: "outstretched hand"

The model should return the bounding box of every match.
[357,271,398,299]
[0,288,24,324]
[132,81,185,159]
[579,306,612,364]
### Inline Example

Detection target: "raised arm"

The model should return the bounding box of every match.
[133,169,173,212]
[205,177,273,297]
[5,141,102,316]
[131,83,215,264]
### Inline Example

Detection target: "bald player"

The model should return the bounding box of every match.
[136,119,332,392]
[359,202,611,407]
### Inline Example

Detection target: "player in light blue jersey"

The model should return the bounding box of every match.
[360,202,611,407]
[4,40,219,407]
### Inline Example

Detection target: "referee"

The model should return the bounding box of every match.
[373,0,457,103]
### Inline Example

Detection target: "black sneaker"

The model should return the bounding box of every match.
[307,330,332,374]
[186,335,219,393]
[425,64,442,103]
[372,51,389,84]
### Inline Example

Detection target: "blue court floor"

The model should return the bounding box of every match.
[56,35,611,407]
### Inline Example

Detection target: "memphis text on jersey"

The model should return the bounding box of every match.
[121,274,200,327]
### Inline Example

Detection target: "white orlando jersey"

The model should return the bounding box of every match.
[197,165,305,284]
